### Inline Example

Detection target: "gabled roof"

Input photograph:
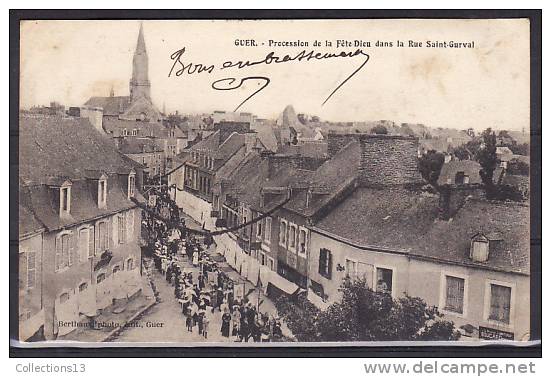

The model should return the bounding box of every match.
[117,137,163,154]
[19,114,143,232]
[314,187,529,274]
[103,118,165,138]
[83,96,131,116]
[19,114,136,185]
[437,160,504,186]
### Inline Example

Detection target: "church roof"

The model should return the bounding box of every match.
[83,96,131,116]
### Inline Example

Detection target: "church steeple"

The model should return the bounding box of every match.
[129,22,150,101]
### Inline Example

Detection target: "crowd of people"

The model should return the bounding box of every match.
[142,186,284,342]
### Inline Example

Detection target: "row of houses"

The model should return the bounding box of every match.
[18,114,145,341]
[168,127,530,341]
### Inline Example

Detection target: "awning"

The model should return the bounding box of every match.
[269,272,300,295]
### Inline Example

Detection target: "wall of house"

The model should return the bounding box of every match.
[309,230,409,302]
[41,208,142,339]
[174,188,215,230]
[19,232,44,341]
[408,259,530,341]
[309,229,530,340]
[272,209,310,287]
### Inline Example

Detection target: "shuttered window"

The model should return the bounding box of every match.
[264,217,272,242]
[118,213,126,244]
[78,228,90,262]
[55,233,71,271]
[127,210,134,241]
[489,284,512,324]
[27,251,36,288]
[445,276,465,314]
[319,248,332,279]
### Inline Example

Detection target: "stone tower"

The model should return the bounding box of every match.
[129,22,151,102]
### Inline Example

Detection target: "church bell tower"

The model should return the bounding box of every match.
[129,22,151,102]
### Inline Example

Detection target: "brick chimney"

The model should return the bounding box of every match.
[357,134,423,186]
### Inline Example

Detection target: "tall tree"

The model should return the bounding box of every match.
[476,128,498,198]
[418,150,445,187]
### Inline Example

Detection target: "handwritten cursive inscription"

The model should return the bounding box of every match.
[168,46,370,110]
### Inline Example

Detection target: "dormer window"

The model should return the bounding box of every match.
[122,128,128,137]
[128,172,136,199]
[57,180,72,216]
[470,233,490,262]
[98,177,107,208]
[132,129,138,136]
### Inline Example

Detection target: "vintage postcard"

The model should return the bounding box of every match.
[15,16,536,347]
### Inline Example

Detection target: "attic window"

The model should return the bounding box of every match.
[60,185,71,215]
[98,178,107,208]
[128,173,136,199]
[470,234,490,262]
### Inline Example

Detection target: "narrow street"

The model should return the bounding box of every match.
[112,242,287,343]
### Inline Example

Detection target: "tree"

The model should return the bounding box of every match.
[476,128,498,198]
[276,279,460,342]
[452,145,471,160]
[418,150,445,187]
[371,125,388,135]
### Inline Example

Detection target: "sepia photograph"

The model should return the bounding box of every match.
[12,13,539,350]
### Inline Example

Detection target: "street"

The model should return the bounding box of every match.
[111,243,287,343]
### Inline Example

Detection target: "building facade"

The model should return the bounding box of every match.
[19,114,144,341]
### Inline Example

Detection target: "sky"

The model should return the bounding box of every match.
[20,19,530,131]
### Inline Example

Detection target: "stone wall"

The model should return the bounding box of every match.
[358,134,423,186]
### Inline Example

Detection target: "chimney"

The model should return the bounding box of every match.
[244,132,257,154]
[327,131,360,157]
[439,185,485,220]
[357,134,423,186]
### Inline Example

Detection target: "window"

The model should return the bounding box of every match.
[298,228,308,256]
[488,283,512,324]
[279,220,287,246]
[117,213,126,244]
[98,179,107,208]
[78,228,90,262]
[260,252,266,266]
[126,258,134,270]
[60,187,69,213]
[122,128,128,136]
[96,273,106,284]
[55,233,72,271]
[288,224,297,250]
[264,217,272,242]
[27,251,36,289]
[443,275,465,314]
[79,282,88,292]
[268,257,275,271]
[471,236,490,262]
[132,129,138,136]
[97,221,108,253]
[256,219,263,238]
[346,259,358,280]
[375,267,393,295]
[127,210,134,241]
[59,292,70,303]
[113,265,121,274]
[128,174,136,198]
[318,248,332,279]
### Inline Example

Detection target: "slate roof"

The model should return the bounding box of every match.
[314,187,530,275]
[84,96,131,116]
[103,118,165,138]
[19,114,142,232]
[117,138,163,154]
[187,130,246,163]
[437,160,504,186]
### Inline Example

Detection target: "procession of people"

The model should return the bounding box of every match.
[142,185,284,342]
